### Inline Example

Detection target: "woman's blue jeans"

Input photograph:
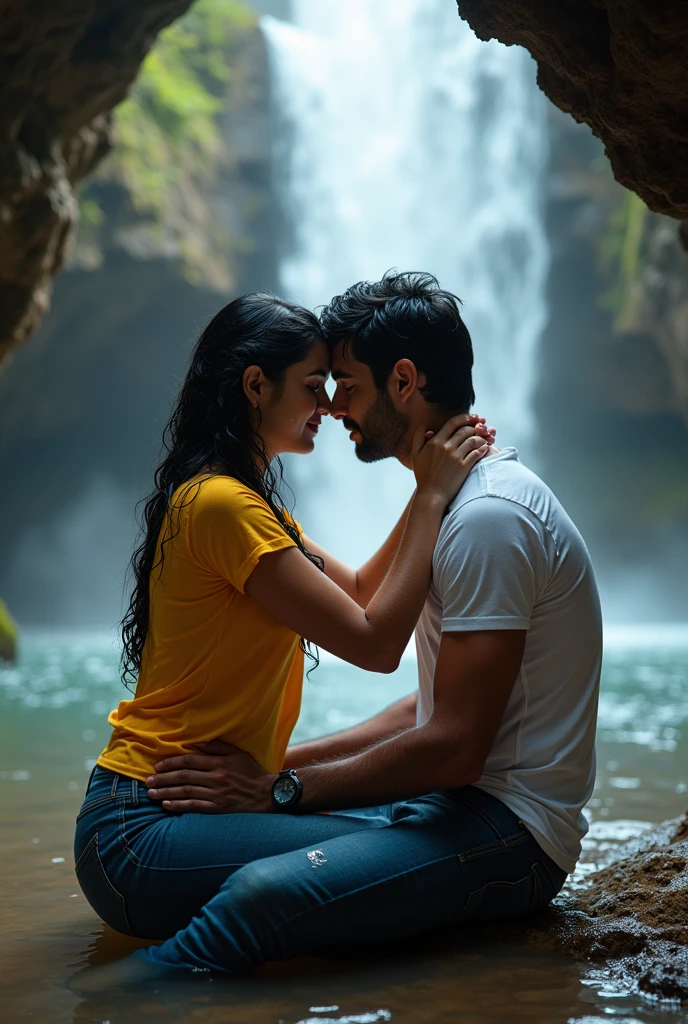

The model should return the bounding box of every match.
[74,766,566,975]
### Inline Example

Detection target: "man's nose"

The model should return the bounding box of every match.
[330,389,349,420]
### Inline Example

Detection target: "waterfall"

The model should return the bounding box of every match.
[262,1,549,565]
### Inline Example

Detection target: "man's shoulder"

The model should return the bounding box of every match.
[448,448,551,521]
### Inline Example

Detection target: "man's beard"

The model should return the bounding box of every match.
[346,390,410,463]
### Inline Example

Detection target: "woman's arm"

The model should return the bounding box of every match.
[245,418,488,673]
[301,496,412,607]
[302,417,494,607]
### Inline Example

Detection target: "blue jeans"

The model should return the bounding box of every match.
[74,766,566,974]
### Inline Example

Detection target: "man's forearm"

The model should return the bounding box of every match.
[295,721,479,811]
[283,693,417,769]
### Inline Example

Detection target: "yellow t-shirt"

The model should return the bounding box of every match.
[98,475,305,781]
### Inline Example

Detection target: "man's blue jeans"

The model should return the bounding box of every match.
[74,766,566,975]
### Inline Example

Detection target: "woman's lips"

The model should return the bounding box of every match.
[306,421,319,434]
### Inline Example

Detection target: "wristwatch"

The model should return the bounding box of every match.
[271,768,303,812]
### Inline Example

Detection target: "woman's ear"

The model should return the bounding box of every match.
[242,365,265,408]
[392,359,425,404]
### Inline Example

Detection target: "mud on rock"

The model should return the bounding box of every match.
[527,813,688,1004]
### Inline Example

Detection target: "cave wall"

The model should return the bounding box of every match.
[455,0,688,582]
[534,108,688,617]
[0,24,278,625]
[0,0,193,370]
[457,0,688,222]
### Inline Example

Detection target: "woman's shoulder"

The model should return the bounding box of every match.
[175,474,271,520]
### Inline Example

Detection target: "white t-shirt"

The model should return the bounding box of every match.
[415,447,602,874]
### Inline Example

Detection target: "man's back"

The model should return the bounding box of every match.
[415,447,602,874]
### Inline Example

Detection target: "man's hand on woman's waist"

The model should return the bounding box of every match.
[146,740,275,814]
[147,629,526,814]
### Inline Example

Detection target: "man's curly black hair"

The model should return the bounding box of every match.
[320,270,475,412]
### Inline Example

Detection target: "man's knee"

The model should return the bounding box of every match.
[225,859,283,915]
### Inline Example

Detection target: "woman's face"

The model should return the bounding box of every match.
[256,340,332,457]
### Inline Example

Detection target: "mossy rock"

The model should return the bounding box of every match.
[0,599,18,662]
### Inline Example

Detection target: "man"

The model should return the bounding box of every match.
[119,271,602,979]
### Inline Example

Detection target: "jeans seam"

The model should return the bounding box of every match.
[76,794,117,821]
[458,830,530,862]
[119,801,142,865]
[74,832,98,874]
[76,831,133,935]
[537,858,558,891]
[531,861,543,910]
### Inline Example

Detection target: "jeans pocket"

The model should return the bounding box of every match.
[454,863,542,924]
[75,832,133,936]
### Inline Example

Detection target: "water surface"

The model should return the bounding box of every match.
[1,628,687,1022]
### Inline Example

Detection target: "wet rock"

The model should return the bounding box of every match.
[529,813,688,1004]
[0,597,18,662]
[0,1,192,369]
[456,1,688,221]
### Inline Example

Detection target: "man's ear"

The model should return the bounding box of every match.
[242,365,266,408]
[391,359,426,405]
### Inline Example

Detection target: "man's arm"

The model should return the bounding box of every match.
[292,629,525,810]
[282,692,417,768]
[147,630,525,812]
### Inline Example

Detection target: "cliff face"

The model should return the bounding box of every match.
[0,22,276,625]
[457,1,688,225]
[534,108,688,608]
[0,0,192,369]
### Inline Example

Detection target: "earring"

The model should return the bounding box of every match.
[252,402,258,409]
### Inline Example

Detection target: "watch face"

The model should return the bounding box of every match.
[273,776,297,804]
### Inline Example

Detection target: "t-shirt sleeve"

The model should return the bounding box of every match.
[433,497,548,632]
[282,508,303,535]
[188,479,299,593]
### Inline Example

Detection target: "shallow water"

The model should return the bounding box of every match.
[1,628,688,1023]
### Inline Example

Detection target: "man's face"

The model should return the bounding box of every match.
[330,341,409,462]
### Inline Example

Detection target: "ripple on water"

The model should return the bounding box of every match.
[294,1013,391,1024]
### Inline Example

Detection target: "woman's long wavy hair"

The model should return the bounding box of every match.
[120,293,324,689]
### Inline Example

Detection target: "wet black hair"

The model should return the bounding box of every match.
[121,293,324,689]
[320,270,475,411]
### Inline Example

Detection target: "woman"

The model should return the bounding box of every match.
[74,293,491,947]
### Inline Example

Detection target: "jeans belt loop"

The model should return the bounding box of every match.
[131,778,139,805]
[110,774,119,798]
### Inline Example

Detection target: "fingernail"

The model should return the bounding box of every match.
[148,789,157,797]
[146,777,155,786]
[425,430,434,438]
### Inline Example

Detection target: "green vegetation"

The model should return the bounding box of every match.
[0,598,18,662]
[599,189,648,329]
[77,0,256,284]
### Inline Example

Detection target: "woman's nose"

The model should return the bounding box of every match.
[317,387,332,415]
